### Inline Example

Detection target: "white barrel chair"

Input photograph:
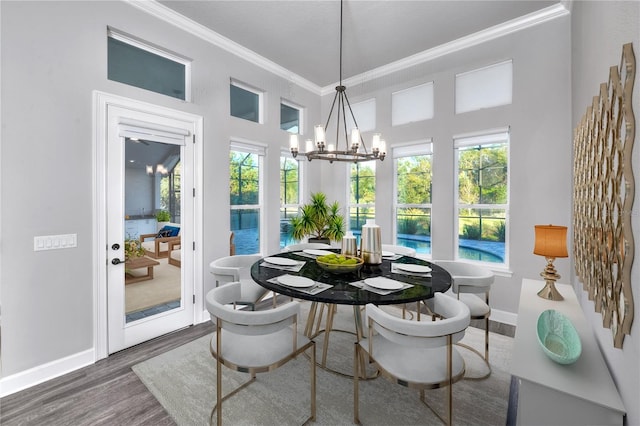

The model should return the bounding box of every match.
[432,260,495,380]
[209,254,269,310]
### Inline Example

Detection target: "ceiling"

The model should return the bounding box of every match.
[159,0,563,88]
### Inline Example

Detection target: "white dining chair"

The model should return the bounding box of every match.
[354,293,470,425]
[206,282,316,425]
[432,260,495,379]
[209,254,270,310]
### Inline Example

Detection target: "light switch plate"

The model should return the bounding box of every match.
[34,234,77,251]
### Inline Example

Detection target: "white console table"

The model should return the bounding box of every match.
[511,279,625,425]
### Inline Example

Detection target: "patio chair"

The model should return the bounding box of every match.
[432,260,495,379]
[206,282,316,425]
[354,292,470,425]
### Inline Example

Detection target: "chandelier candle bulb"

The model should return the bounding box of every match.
[314,125,325,145]
[372,133,381,149]
[289,134,299,150]
[351,128,360,150]
[305,139,314,152]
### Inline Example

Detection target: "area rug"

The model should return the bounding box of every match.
[133,303,513,425]
[125,258,181,314]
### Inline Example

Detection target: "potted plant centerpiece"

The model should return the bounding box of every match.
[290,192,345,244]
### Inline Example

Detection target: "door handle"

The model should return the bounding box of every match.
[111,258,124,265]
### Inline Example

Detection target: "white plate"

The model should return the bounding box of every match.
[364,277,404,290]
[303,249,334,256]
[264,257,299,266]
[277,275,315,288]
[382,251,396,257]
[395,264,432,273]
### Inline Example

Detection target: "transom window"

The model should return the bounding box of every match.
[281,100,302,134]
[230,80,264,124]
[229,142,264,255]
[393,143,432,255]
[455,130,509,265]
[107,29,190,101]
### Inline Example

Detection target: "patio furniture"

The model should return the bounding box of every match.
[140,223,180,258]
[206,281,316,425]
[354,293,470,425]
[124,256,160,284]
[168,240,181,267]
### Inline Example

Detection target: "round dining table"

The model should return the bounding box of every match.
[250,249,452,374]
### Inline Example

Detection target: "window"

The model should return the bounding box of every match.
[107,29,190,101]
[280,154,302,249]
[230,142,265,254]
[392,83,434,126]
[281,100,302,134]
[455,130,509,264]
[349,161,376,240]
[345,99,376,133]
[455,60,513,114]
[393,143,432,255]
[230,80,263,123]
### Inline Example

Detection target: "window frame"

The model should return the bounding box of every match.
[279,151,304,249]
[347,160,376,237]
[229,141,265,255]
[107,28,191,101]
[280,99,304,135]
[454,129,510,267]
[230,79,265,124]
[392,141,433,256]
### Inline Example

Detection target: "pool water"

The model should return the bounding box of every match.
[236,229,505,264]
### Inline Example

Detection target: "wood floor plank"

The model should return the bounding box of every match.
[0,322,214,426]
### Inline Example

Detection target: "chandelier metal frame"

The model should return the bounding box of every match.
[290,0,386,163]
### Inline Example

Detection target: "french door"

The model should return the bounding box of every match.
[94,92,202,356]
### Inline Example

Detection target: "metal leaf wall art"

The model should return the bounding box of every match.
[573,43,635,348]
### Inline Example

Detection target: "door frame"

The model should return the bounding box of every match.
[92,91,204,360]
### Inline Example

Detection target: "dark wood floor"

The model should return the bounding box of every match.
[0,322,214,426]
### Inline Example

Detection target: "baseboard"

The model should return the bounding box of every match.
[491,308,517,326]
[0,348,95,398]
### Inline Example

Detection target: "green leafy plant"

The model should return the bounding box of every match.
[124,237,145,260]
[290,192,345,242]
[155,210,171,222]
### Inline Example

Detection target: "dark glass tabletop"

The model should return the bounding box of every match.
[250,250,451,305]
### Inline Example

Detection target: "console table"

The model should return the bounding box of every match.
[511,279,625,425]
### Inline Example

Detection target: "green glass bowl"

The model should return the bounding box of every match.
[316,255,364,274]
[536,309,582,365]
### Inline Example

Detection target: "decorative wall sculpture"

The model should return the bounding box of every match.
[573,43,635,348]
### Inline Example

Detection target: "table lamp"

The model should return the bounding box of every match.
[533,224,568,301]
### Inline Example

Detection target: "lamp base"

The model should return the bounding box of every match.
[537,279,564,301]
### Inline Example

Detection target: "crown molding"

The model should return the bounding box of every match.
[125,0,322,95]
[125,0,569,98]
[322,3,570,95]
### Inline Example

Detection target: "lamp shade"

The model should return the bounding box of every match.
[534,225,568,258]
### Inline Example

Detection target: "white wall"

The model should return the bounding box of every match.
[319,16,573,319]
[0,0,319,380]
[570,2,640,425]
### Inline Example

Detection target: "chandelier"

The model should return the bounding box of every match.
[289,0,386,163]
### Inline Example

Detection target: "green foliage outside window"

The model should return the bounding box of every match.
[230,151,259,205]
[397,155,432,204]
[457,142,508,244]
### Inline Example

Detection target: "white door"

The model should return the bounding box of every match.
[103,102,199,354]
